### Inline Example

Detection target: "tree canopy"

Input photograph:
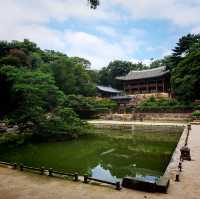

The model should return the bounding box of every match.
[98,60,148,88]
[88,0,100,9]
[0,39,100,138]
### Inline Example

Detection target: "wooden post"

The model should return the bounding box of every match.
[178,162,182,172]
[175,173,180,182]
[84,175,88,183]
[74,173,79,181]
[162,79,165,92]
[48,168,53,176]
[13,163,17,169]
[156,79,158,92]
[40,167,45,175]
[20,164,23,171]
[116,181,121,190]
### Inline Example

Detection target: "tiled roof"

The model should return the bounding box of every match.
[116,66,169,81]
[96,85,121,93]
[110,95,133,100]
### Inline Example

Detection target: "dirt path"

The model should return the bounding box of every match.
[0,125,199,199]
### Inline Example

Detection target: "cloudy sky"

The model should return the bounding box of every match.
[1,0,200,69]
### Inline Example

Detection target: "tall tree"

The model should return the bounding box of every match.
[88,0,100,9]
[170,34,200,69]
[171,51,200,102]
[99,60,147,88]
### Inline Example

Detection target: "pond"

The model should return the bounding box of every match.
[0,127,182,182]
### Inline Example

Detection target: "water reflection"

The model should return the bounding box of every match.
[91,164,159,183]
[91,164,118,183]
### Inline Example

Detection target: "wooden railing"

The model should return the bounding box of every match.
[0,162,121,190]
[84,175,121,190]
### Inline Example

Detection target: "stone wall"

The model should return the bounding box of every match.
[164,126,187,179]
[134,112,191,122]
[101,112,191,122]
[91,123,184,133]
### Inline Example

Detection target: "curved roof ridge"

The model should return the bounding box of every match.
[96,85,121,93]
[129,66,166,73]
[116,66,169,81]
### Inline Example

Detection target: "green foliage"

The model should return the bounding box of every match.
[149,59,163,69]
[34,107,89,137]
[0,39,100,141]
[0,133,32,146]
[137,97,193,112]
[50,57,96,96]
[70,56,91,69]
[192,111,200,117]
[64,95,117,118]
[99,60,147,88]
[0,65,65,123]
[171,51,200,102]
[88,0,100,9]
[170,34,200,69]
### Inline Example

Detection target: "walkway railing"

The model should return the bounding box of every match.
[84,175,121,190]
[0,161,121,190]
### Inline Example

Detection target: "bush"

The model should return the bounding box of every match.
[64,95,117,118]
[192,111,200,117]
[31,107,89,140]
[137,97,194,113]
[0,133,32,146]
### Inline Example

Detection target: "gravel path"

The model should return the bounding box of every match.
[0,125,199,199]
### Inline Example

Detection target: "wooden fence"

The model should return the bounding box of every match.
[0,161,121,190]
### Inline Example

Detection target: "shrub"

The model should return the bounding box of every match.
[64,95,117,118]
[137,97,194,113]
[32,107,89,139]
[192,111,200,117]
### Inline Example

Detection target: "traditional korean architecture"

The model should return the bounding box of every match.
[96,85,122,98]
[116,66,170,95]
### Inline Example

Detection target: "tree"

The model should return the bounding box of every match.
[149,59,163,69]
[99,60,147,88]
[50,57,96,96]
[171,51,200,102]
[70,57,91,69]
[170,34,200,69]
[88,0,100,9]
[0,65,65,123]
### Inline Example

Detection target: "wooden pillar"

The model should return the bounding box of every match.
[156,79,158,93]
[162,79,165,92]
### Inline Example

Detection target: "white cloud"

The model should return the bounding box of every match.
[129,58,152,66]
[96,26,118,37]
[113,0,200,27]
[63,31,141,68]
[0,0,199,69]
[191,26,200,34]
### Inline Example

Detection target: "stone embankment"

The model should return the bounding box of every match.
[101,112,191,122]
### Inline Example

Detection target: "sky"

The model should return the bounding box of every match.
[0,0,200,69]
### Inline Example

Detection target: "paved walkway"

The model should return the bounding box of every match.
[0,125,199,199]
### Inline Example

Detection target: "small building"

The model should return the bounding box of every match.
[110,95,133,105]
[96,85,122,98]
[116,66,170,94]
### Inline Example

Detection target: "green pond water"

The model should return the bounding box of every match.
[0,128,182,182]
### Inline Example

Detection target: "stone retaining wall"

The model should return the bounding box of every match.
[134,112,191,122]
[163,126,188,179]
[91,123,185,133]
[101,112,191,122]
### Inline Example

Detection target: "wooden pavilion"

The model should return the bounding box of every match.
[116,66,170,95]
[96,85,122,98]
